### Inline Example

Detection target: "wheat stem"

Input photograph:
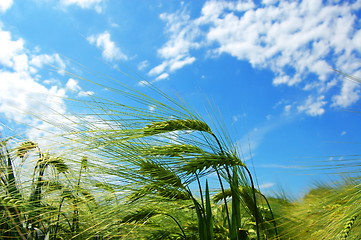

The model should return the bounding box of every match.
[259,192,279,239]
[244,166,261,240]
[161,213,188,240]
[210,133,232,238]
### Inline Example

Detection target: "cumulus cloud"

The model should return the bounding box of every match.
[87,31,128,62]
[297,95,327,116]
[66,78,94,97]
[60,0,104,13]
[29,53,66,75]
[66,78,81,92]
[0,26,67,124]
[0,0,13,13]
[202,0,360,109]
[0,25,92,144]
[0,29,24,68]
[153,0,361,115]
[0,71,67,123]
[30,53,65,69]
[332,79,360,108]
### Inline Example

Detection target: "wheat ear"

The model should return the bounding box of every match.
[341,215,357,239]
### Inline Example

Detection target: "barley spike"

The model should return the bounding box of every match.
[341,215,357,239]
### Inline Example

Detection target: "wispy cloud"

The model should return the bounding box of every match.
[237,126,268,159]
[232,114,244,124]
[137,80,151,87]
[259,182,275,190]
[237,114,290,157]
[148,8,201,81]
[60,0,105,13]
[87,31,128,62]
[257,164,304,169]
[137,60,149,71]
[148,105,156,112]
[155,72,169,81]
[153,0,361,115]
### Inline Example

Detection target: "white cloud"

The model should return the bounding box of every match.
[148,8,201,80]
[283,105,292,116]
[66,78,81,92]
[0,0,13,13]
[61,0,104,13]
[169,56,196,72]
[341,131,347,136]
[236,112,295,156]
[155,72,169,82]
[259,182,275,190]
[30,53,65,68]
[237,118,284,159]
[87,31,127,62]
[0,24,92,145]
[149,62,167,76]
[0,70,67,123]
[65,78,94,97]
[262,0,277,5]
[78,90,94,97]
[297,95,327,116]
[0,25,74,131]
[203,0,361,110]
[30,53,66,74]
[154,0,361,114]
[13,54,29,73]
[257,164,304,169]
[137,80,151,87]
[137,60,149,71]
[148,105,156,112]
[0,28,24,68]
[232,113,247,124]
[199,0,255,22]
[238,127,263,157]
[332,79,360,108]
[232,115,240,124]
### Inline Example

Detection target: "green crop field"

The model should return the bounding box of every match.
[1,68,359,239]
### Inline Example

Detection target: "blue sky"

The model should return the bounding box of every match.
[0,0,361,197]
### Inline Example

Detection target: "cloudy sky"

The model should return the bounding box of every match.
[1,0,360,196]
